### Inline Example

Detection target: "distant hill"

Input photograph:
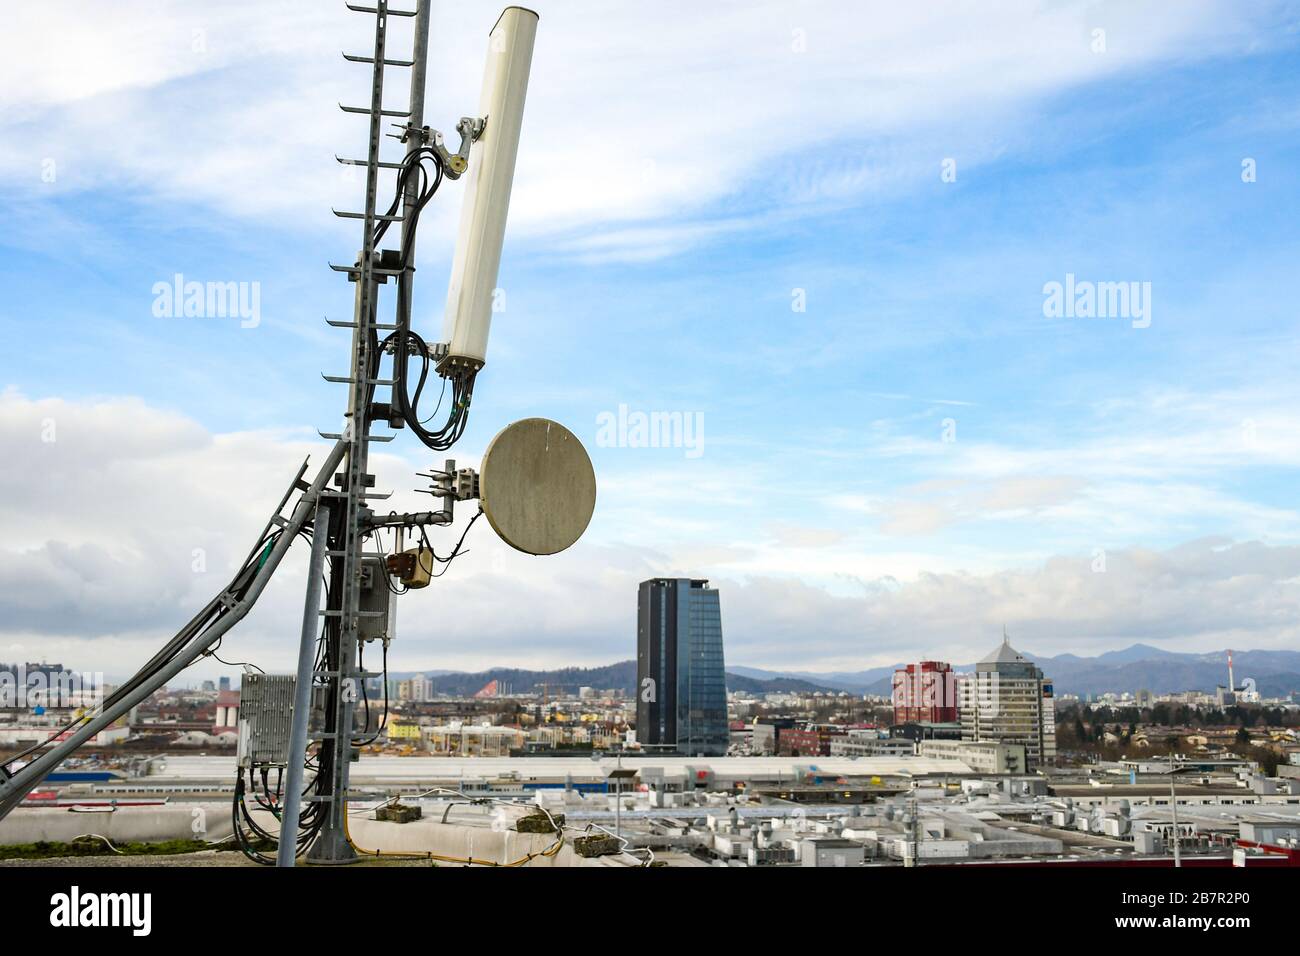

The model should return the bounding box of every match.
[1030,648,1300,697]
[728,664,898,693]
[731,646,1300,698]
[389,662,638,698]
[725,673,840,695]
[389,661,838,697]
[1093,643,1185,663]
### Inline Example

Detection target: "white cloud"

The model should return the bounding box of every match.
[5,390,1300,679]
[815,383,1300,546]
[717,535,1300,670]
[0,0,1286,260]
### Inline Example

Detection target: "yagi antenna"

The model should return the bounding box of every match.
[439,6,539,375]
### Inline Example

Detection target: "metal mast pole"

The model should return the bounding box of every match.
[278,501,331,867]
[310,0,430,863]
[1169,748,1181,868]
[398,0,432,320]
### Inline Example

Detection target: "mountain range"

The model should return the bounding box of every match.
[382,645,1300,700]
[730,645,1300,698]
[386,662,833,697]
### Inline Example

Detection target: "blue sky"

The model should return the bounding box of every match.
[2,1,1300,677]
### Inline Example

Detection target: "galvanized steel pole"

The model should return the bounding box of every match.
[278,501,332,867]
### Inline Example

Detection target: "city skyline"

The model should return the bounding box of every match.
[4,0,1300,909]
[5,1,1300,678]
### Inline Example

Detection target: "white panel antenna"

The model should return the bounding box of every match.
[439,6,539,373]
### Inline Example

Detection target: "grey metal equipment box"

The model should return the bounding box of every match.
[358,556,392,642]
[237,674,296,768]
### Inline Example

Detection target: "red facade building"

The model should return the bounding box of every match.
[892,661,958,724]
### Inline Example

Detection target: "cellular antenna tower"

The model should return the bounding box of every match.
[0,1,595,867]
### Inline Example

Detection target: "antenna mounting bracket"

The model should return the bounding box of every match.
[430,116,485,179]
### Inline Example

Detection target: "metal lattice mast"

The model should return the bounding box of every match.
[1,7,553,866]
[310,0,428,863]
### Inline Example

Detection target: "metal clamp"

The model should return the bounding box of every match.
[430,116,485,179]
[417,459,480,502]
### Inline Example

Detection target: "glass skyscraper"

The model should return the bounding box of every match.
[636,578,728,756]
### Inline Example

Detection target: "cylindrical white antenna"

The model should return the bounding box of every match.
[439,6,539,373]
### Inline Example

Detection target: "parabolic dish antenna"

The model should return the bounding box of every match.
[479,417,596,555]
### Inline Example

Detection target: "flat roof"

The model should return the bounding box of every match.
[145,754,972,783]
[1050,785,1249,797]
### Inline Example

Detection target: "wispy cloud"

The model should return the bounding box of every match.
[1,1,1289,261]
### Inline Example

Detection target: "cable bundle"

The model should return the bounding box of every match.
[368,147,477,451]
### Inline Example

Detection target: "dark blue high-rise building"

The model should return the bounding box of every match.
[636,578,728,756]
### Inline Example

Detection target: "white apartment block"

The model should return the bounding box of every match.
[918,739,1027,774]
[957,635,1056,769]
